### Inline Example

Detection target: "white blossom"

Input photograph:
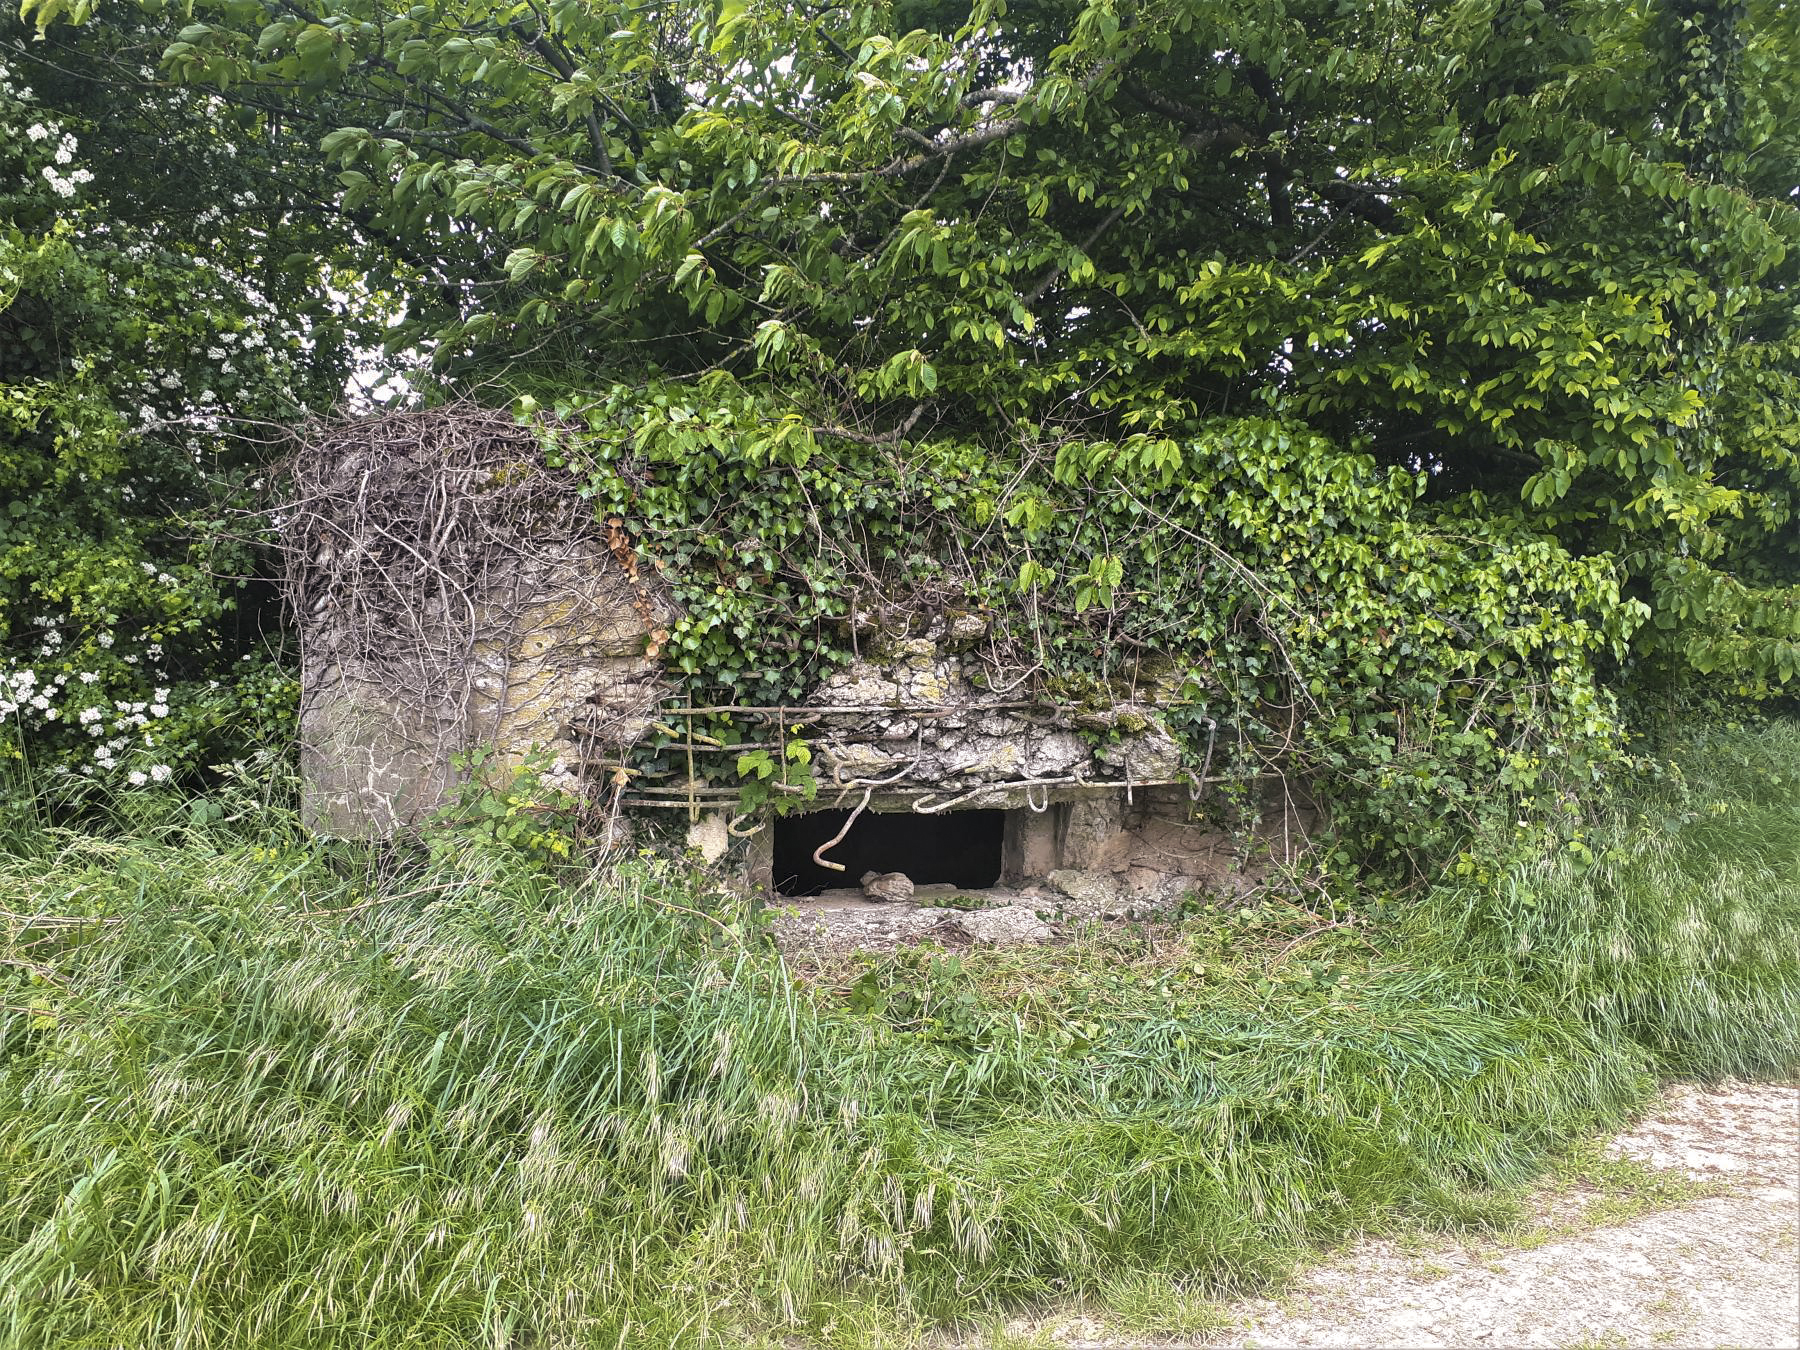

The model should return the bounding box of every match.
[40,165,75,198]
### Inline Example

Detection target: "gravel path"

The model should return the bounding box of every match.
[1220,1082,1799,1350]
[986,1083,1800,1350]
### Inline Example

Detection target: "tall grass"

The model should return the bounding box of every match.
[0,718,1792,1347]
[1412,716,1800,1077]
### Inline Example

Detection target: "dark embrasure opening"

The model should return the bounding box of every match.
[772,808,1005,897]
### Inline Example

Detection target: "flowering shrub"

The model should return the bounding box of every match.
[0,33,355,789]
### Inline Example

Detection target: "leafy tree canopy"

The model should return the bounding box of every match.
[7,0,1798,853]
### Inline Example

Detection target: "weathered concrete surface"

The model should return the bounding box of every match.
[302,543,672,835]
[1047,868,1123,912]
[806,637,1186,796]
[298,672,460,838]
[768,890,1058,955]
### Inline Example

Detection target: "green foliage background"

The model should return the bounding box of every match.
[3,0,1798,859]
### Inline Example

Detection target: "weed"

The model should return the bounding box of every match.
[1552,1147,1723,1226]
[1561,1332,1632,1350]
[913,892,993,911]
[1454,1125,1724,1255]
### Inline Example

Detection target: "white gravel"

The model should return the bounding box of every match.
[979,1083,1800,1350]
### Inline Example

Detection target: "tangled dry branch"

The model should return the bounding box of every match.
[280,403,658,770]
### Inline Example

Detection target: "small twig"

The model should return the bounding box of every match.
[0,957,65,984]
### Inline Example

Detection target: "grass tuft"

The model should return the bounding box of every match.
[1094,1270,1233,1338]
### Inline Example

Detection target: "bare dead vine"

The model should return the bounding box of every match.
[280,403,663,779]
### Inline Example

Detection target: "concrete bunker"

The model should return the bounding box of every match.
[709,772,1311,921]
[284,407,1319,934]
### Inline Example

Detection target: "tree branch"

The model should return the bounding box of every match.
[268,0,548,162]
[1023,203,1126,305]
[1313,179,1405,232]
[514,21,614,177]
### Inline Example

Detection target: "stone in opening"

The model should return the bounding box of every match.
[774,808,1004,897]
